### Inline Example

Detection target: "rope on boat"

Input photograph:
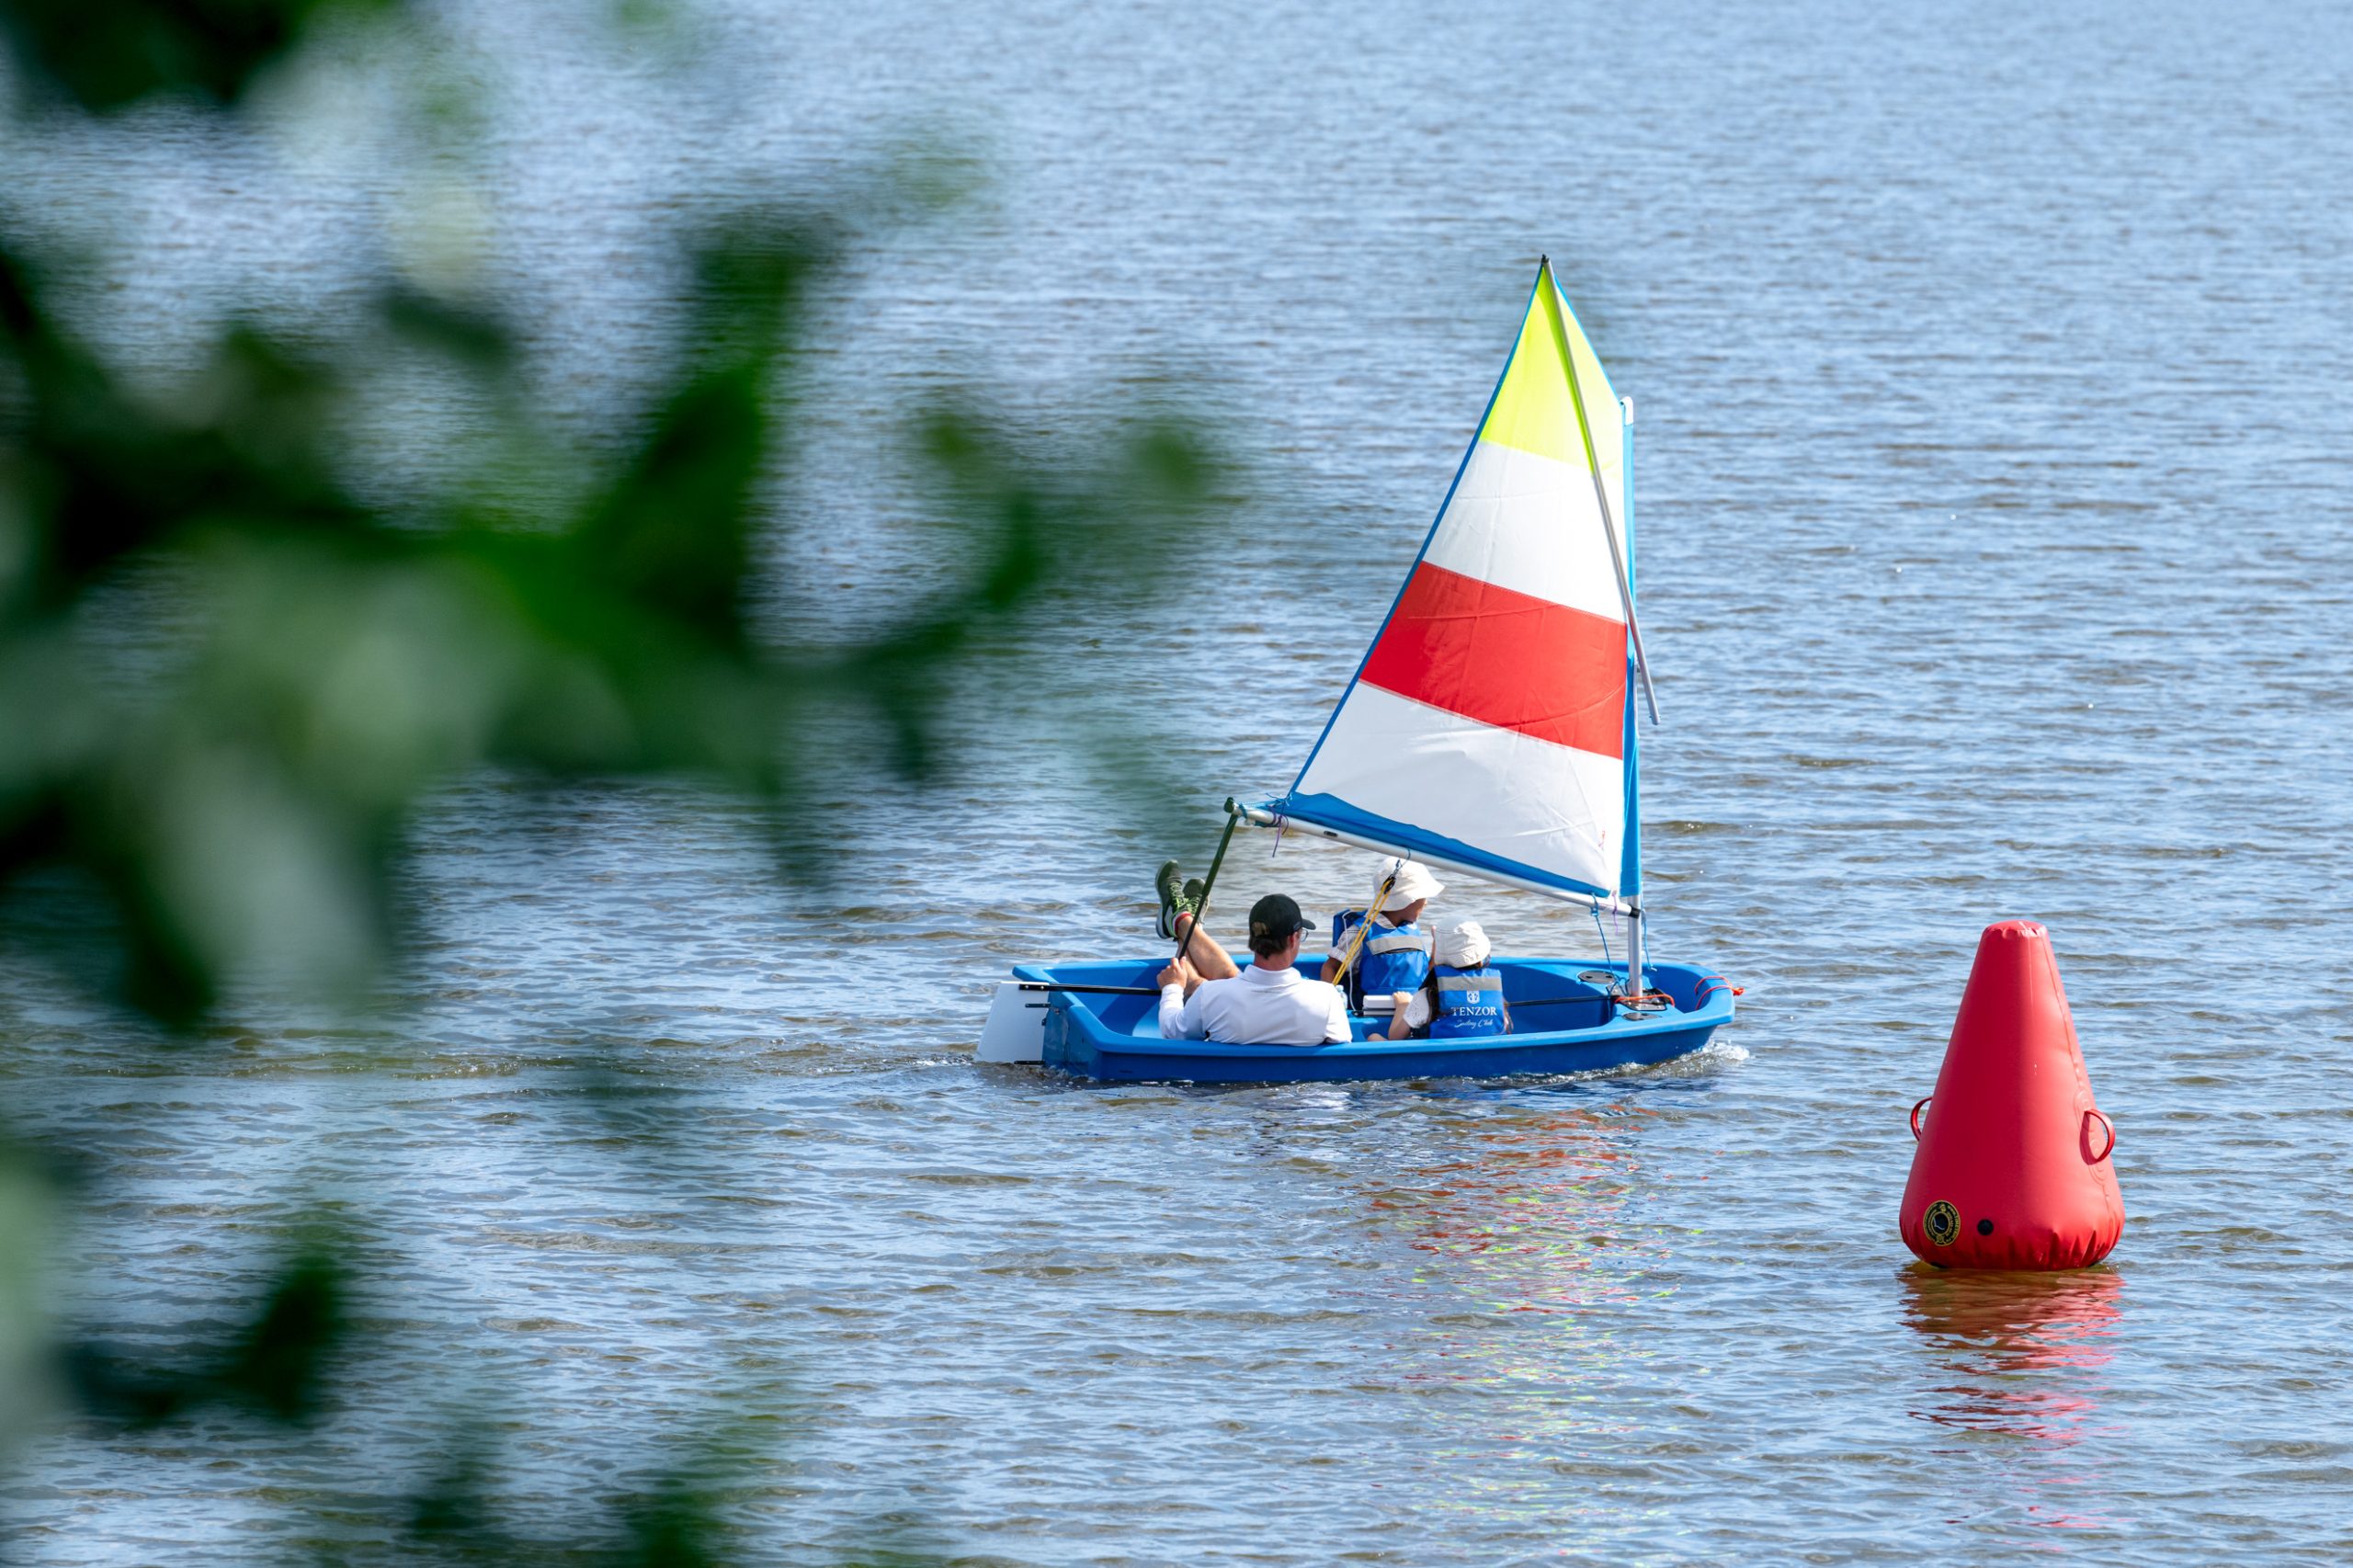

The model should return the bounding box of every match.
[1334,860,1404,1015]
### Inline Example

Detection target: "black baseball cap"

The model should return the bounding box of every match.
[1247,893,1311,940]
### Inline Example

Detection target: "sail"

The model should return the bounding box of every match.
[1275,261,1641,903]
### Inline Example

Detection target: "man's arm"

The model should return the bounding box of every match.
[1323,986,1352,1044]
[1158,961,1209,1040]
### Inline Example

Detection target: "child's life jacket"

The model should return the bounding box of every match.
[1329,909,1431,1008]
[1427,962,1506,1039]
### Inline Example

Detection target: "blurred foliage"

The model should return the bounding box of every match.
[391,1433,946,1567]
[395,1431,812,1568]
[0,0,394,111]
[400,1440,716,1565]
[0,0,1227,1555]
[63,1240,347,1426]
[0,7,1213,1028]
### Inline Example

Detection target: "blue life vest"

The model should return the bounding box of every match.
[1330,909,1431,1007]
[1427,962,1507,1039]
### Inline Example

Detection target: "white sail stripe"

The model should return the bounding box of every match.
[1420,440,1626,623]
[1296,685,1622,896]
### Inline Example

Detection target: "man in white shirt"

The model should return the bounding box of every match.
[1157,893,1352,1048]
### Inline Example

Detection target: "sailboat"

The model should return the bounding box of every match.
[979,259,1735,1083]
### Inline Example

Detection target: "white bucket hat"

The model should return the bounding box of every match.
[1380,858,1444,910]
[1437,920,1490,968]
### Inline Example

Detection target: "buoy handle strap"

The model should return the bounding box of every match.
[1909,1096,1930,1141]
[2084,1108,2117,1165]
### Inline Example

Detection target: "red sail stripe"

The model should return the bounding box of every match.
[1358,562,1626,759]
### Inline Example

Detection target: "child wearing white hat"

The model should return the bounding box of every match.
[1322,858,1445,1014]
[1377,920,1510,1041]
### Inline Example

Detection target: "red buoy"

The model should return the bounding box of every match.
[1900,921,2123,1270]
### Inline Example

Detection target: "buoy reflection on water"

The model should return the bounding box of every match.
[1900,1267,2126,1529]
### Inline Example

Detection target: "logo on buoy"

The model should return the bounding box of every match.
[1923,1200,1961,1246]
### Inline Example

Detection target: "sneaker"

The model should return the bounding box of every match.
[1154,859,1185,939]
[1181,878,1207,918]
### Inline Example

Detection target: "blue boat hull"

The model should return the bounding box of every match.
[1017,955,1733,1085]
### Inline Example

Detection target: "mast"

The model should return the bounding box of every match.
[1617,392,1643,902]
[1545,260,1649,992]
[1619,391,1644,993]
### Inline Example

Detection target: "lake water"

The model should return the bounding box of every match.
[5,0,2352,1562]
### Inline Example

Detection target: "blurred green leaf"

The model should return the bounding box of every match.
[63,1236,349,1427]
[0,0,402,112]
[217,1249,345,1420]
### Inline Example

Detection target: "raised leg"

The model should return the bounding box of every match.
[1171,911,1241,983]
